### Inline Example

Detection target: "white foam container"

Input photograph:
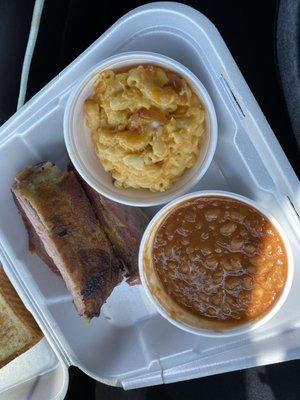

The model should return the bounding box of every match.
[0,2,299,398]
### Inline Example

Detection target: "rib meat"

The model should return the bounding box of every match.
[78,177,149,284]
[13,193,60,275]
[12,162,122,319]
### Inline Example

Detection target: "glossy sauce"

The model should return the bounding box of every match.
[152,197,288,324]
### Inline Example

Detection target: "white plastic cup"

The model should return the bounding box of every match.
[64,52,218,207]
[139,190,294,337]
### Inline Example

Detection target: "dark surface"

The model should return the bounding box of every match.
[66,360,300,400]
[1,0,300,399]
[95,361,300,400]
[277,0,300,147]
[0,0,34,122]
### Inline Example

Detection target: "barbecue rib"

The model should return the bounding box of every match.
[78,178,149,284]
[12,162,122,319]
[13,195,60,275]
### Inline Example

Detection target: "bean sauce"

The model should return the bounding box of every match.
[152,197,288,324]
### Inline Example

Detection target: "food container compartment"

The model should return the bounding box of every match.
[0,2,299,393]
[0,344,68,400]
[64,52,217,207]
[140,190,294,337]
[0,339,58,395]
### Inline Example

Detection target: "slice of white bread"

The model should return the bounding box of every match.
[0,267,43,368]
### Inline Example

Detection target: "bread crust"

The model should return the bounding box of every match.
[0,268,43,369]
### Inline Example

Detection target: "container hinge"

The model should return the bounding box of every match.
[121,359,164,390]
[121,370,163,390]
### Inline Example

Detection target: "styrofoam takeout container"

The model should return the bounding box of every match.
[139,190,294,337]
[0,2,299,399]
[64,52,218,207]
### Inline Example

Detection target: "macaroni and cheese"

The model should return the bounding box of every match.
[84,65,206,192]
